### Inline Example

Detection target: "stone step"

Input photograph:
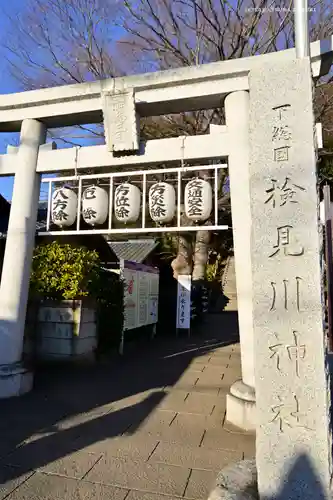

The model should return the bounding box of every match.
[224,301,238,307]
[223,304,238,312]
[221,255,238,311]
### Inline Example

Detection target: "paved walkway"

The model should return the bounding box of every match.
[0,313,255,500]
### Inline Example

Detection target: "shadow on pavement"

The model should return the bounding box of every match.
[0,312,239,483]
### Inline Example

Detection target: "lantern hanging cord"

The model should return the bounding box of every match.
[180,135,186,169]
[74,145,81,181]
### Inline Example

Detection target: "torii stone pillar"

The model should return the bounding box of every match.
[0,119,46,398]
[225,91,256,431]
[250,58,332,499]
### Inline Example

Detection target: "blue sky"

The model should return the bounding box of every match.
[0,0,25,200]
[0,0,123,202]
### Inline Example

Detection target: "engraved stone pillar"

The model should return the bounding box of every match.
[249,58,332,498]
[0,119,46,398]
[225,91,256,432]
[102,89,139,152]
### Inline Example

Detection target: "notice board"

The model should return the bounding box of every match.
[120,260,159,331]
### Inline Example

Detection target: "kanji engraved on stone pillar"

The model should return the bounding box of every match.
[249,58,332,499]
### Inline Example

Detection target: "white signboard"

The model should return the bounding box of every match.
[121,260,159,331]
[149,296,158,324]
[176,275,192,329]
[138,271,149,327]
[148,273,159,324]
[122,267,138,330]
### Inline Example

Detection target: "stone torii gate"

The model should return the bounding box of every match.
[0,35,333,498]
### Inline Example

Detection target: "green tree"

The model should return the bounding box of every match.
[30,241,124,352]
[30,241,100,299]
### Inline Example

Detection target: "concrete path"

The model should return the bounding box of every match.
[0,313,255,500]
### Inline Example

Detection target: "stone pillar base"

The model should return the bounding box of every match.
[0,363,33,399]
[226,380,256,432]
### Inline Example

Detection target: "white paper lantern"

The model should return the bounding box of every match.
[114,183,141,223]
[51,187,77,227]
[149,182,176,223]
[184,178,212,221]
[82,185,108,226]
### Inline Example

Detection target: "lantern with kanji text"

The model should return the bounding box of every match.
[149,182,175,223]
[184,178,212,221]
[51,187,78,227]
[114,183,141,223]
[82,185,108,226]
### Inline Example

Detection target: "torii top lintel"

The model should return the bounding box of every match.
[0,37,332,133]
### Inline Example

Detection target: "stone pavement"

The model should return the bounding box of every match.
[0,313,255,500]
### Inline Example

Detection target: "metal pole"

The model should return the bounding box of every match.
[323,185,333,351]
[294,0,310,58]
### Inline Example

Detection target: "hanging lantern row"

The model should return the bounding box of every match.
[51,179,213,228]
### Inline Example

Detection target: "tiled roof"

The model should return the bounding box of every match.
[36,220,47,231]
[107,239,158,263]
